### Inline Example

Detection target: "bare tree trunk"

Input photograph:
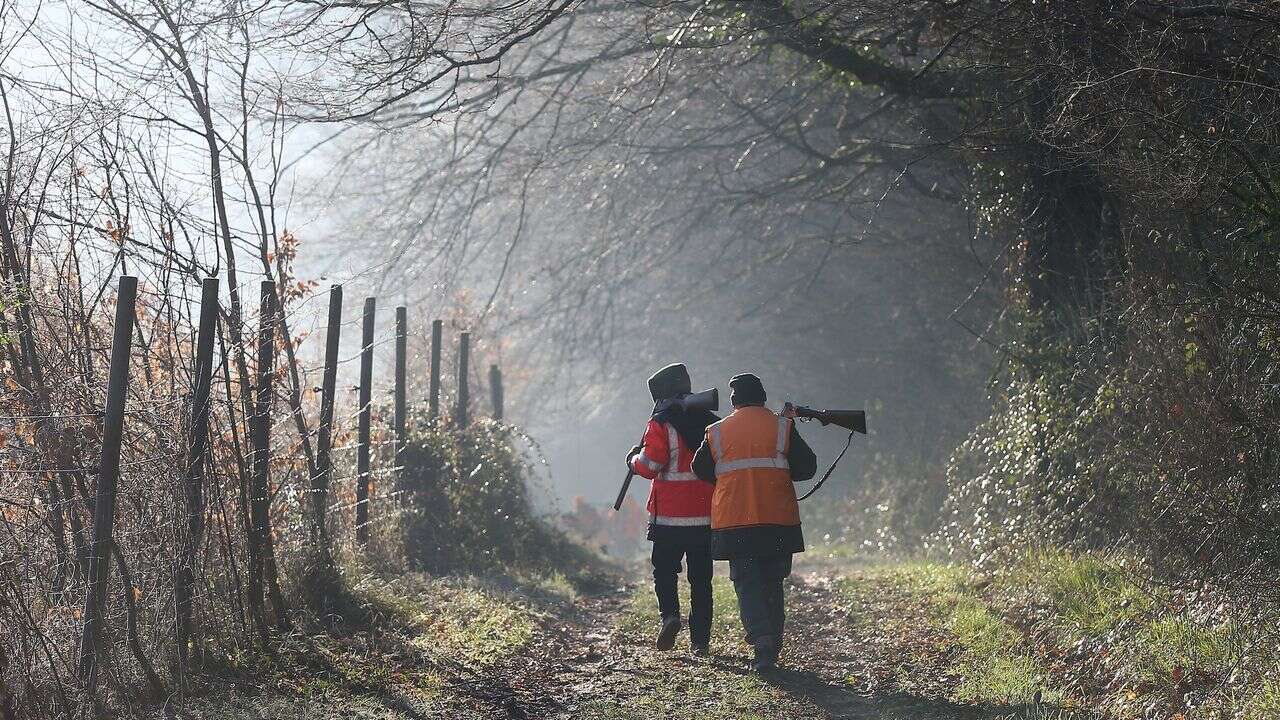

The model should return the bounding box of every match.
[110,543,164,697]
[0,82,87,592]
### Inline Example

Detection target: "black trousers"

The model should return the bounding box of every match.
[651,533,713,646]
[728,554,792,647]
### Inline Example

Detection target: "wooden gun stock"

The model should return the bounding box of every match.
[613,468,635,512]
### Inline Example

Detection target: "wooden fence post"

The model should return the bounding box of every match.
[250,280,289,635]
[428,319,442,420]
[175,277,218,678]
[489,364,503,421]
[78,275,137,700]
[356,297,375,545]
[456,332,470,427]
[394,307,407,487]
[313,284,342,557]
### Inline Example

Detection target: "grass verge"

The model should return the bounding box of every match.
[824,548,1279,719]
[834,560,1055,707]
[167,568,555,719]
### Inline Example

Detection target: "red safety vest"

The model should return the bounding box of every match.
[630,418,713,526]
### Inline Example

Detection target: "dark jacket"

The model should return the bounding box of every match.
[692,416,817,559]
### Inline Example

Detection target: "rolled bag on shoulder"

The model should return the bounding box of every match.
[706,406,804,558]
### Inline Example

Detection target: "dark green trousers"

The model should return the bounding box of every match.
[728,554,792,646]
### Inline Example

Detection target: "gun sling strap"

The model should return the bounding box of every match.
[797,427,856,502]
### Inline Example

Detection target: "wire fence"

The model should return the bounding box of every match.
[1,274,509,719]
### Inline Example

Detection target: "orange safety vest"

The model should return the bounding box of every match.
[706,406,800,530]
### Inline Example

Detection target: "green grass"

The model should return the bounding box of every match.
[992,549,1280,718]
[871,559,971,596]
[948,596,1046,704]
[574,671,787,720]
[1245,679,1280,720]
[349,573,540,667]
[140,548,1280,720]
[505,567,584,604]
[169,692,447,719]
[409,583,536,666]
[1012,549,1154,639]
[1133,616,1236,685]
[171,570,543,719]
[835,560,1055,706]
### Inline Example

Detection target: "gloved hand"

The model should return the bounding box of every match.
[625,444,642,470]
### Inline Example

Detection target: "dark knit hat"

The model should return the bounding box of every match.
[729,373,766,406]
[648,363,692,402]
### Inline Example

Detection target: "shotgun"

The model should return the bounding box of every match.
[782,402,868,501]
[783,404,867,434]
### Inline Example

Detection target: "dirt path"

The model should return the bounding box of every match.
[165,564,1047,720]
[441,571,1019,720]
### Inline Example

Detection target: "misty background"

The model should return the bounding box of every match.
[278,10,1002,526]
[11,0,1271,568]
[3,0,1002,550]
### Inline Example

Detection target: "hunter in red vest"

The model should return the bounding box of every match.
[625,363,719,655]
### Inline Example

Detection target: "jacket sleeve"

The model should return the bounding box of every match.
[787,424,817,483]
[629,419,669,479]
[692,432,716,484]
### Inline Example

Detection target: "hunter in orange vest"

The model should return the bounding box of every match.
[692,373,816,672]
